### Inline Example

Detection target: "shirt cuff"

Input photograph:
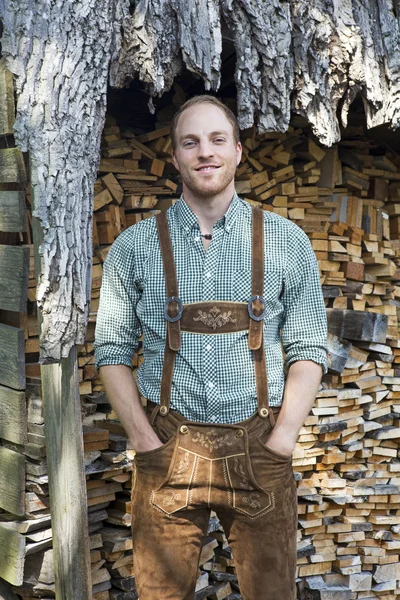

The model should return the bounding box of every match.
[94,356,134,373]
[285,351,329,376]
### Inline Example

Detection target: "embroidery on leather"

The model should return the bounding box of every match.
[222,458,232,505]
[191,430,233,452]
[242,493,262,509]
[188,455,199,505]
[233,456,254,490]
[162,491,182,506]
[175,451,191,483]
[193,306,237,330]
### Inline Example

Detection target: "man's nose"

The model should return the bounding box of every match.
[197,141,214,158]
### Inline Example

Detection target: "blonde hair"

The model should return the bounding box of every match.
[170,95,240,149]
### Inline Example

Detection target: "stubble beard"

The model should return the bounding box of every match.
[181,164,237,199]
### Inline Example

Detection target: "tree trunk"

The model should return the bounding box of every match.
[0,0,129,362]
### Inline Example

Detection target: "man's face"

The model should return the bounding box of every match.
[172,103,242,198]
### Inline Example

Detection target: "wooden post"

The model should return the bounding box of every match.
[31,212,92,598]
[40,346,92,599]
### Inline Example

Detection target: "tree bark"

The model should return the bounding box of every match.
[0,1,399,360]
[0,0,129,362]
[112,0,400,146]
[110,0,222,101]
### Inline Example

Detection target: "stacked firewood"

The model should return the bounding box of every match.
[15,108,400,599]
[6,379,126,600]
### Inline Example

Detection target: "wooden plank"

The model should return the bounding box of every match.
[0,324,25,390]
[0,384,27,445]
[326,309,389,344]
[101,173,124,205]
[0,447,25,516]
[136,126,170,143]
[0,524,25,586]
[0,149,27,185]
[0,58,15,137]
[0,191,27,232]
[40,347,92,599]
[318,147,339,188]
[0,245,30,312]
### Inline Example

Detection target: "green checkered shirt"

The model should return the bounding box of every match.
[94,193,328,423]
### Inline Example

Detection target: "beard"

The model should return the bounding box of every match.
[179,162,237,198]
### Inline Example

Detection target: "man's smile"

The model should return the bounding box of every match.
[195,165,221,173]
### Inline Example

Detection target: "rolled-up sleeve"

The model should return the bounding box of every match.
[93,237,142,372]
[281,224,328,375]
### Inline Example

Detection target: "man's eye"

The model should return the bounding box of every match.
[184,141,196,147]
[214,138,226,143]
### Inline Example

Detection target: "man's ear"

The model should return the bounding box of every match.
[236,141,242,166]
[172,151,180,172]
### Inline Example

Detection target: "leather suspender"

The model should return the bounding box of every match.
[249,208,273,423]
[156,212,182,352]
[156,212,182,415]
[155,206,274,424]
[249,207,265,351]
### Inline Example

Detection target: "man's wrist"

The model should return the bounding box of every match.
[270,422,299,444]
[130,427,156,445]
[131,428,163,453]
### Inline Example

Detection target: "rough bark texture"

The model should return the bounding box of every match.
[0,0,129,362]
[0,1,399,361]
[220,1,292,133]
[112,0,400,146]
[110,0,222,106]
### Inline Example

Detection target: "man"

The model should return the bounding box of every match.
[94,95,328,600]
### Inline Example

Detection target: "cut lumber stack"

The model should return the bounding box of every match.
[94,116,177,244]
[7,379,118,600]
[86,408,134,600]
[193,513,242,599]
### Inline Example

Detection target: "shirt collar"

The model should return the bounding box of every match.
[175,191,241,234]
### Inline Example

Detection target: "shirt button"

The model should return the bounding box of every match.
[205,272,211,278]
[194,236,200,242]
[209,416,217,422]
[208,382,214,389]
[206,344,212,351]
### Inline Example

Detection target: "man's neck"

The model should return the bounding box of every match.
[182,184,236,233]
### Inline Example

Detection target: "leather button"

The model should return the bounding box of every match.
[235,429,244,438]
[180,425,189,435]
[159,406,169,416]
[259,407,269,418]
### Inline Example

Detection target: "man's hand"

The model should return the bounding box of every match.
[99,364,166,454]
[264,430,297,458]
